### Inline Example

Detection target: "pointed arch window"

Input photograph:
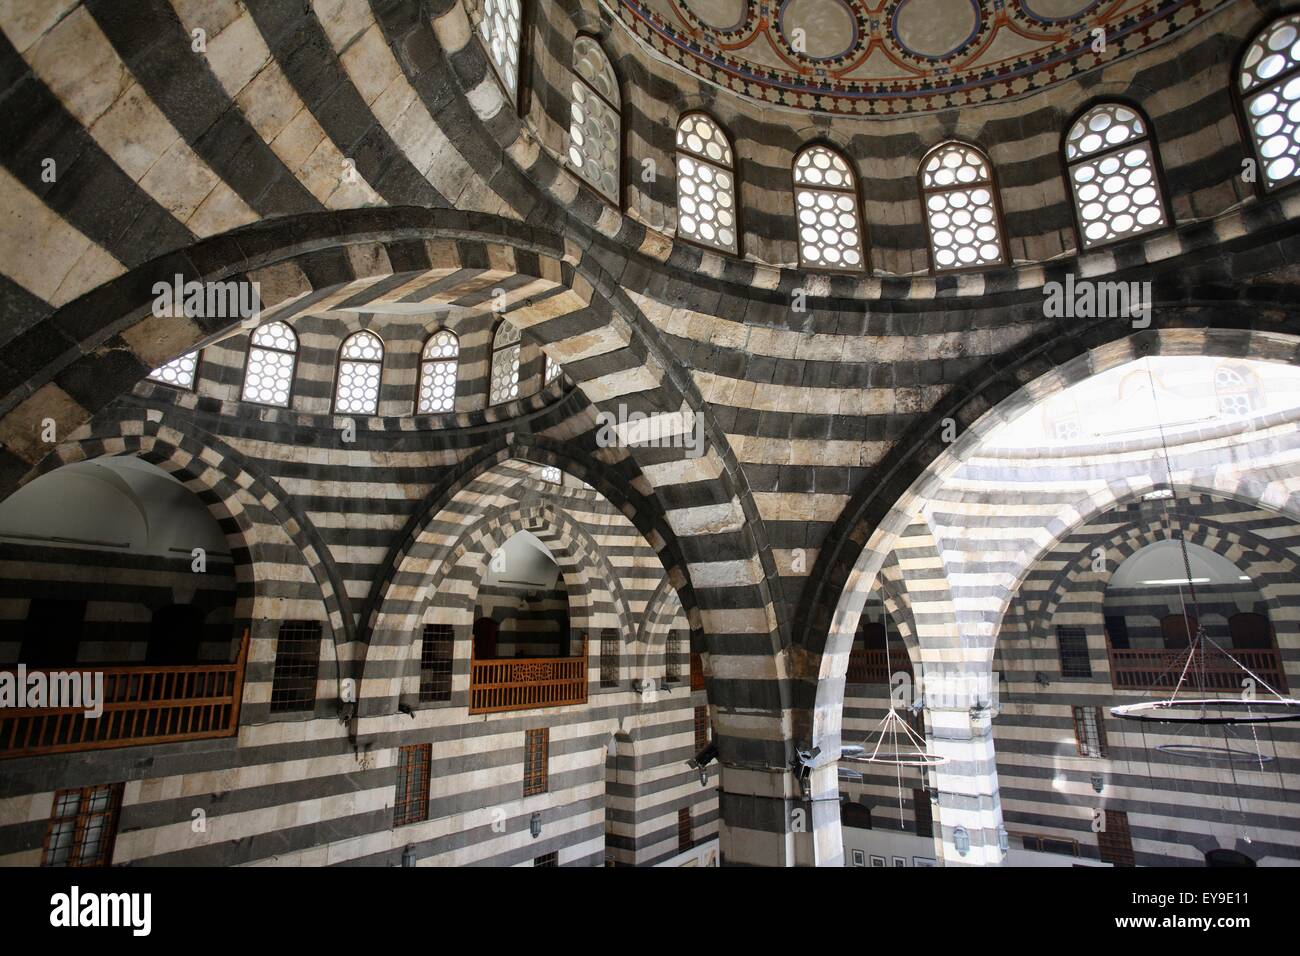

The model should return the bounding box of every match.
[489,320,521,406]
[334,330,384,415]
[417,330,459,413]
[792,144,865,271]
[241,321,297,407]
[479,0,522,100]
[148,351,200,390]
[675,113,738,254]
[568,37,620,203]
[1214,364,1258,417]
[1065,103,1167,248]
[544,353,561,385]
[1239,14,1300,190]
[920,142,1004,272]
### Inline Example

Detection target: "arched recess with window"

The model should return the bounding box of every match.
[489,320,522,406]
[1063,101,1169,248]
[568,36,621,205]
[1237,12,1300,192]
[918,141,1005,272]
[792,143,867,271]
[417,329,459,413]
[334,330,384,415]
[675,112,740,255]
[241,321,298,408]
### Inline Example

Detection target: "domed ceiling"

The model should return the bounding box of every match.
[613,0,1233,115]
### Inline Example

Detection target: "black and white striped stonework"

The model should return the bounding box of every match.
[3,0,1300,866]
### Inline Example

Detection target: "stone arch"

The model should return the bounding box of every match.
[359,480,631,717]
[634,576,689,686]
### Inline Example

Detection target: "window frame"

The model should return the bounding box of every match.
[147,349,203,392]
[791,139,871,274]
[1233,11,1300,197]
[1055,625,1093,679]
[393,743,432,827]
[332,329,386,417]
[416,328,460,415]
[677,807,693,853]
[475,0,527,116]
[41,782,124,867]
[488,318,522,407]
[418,622,455,703]
[599,627,619,689]
[240,320,299,409]
[269,620,322,714]
[917,140,1008,275]
[567,32,624,210]
[693,704,710,751]
[524,727,549,796]
[674,110,744,259]
[1072,705,1109,758]
[1060,97,1173,251]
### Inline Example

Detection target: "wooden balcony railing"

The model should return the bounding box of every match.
[0,629,249,759]
[469,638,588,714]
[847,648,914,685]
[1108,646,1288,694]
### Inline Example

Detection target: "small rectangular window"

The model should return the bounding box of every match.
[42,783,124,867]
[1073,705,1108,758]
[533,851,558,867]
[394,744,431,827]
[677,807,693,853]
[524,728,549,796]
[664,630,682,684]
[270,621,322,713]
[693,705,709,752]
[599,629,619,688]
[1056,626,1092,678]
[419,623,454,703]
[1097,809,1134,866]
[1021,834,1079,857]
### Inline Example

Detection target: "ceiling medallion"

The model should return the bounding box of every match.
[618,0,1234,115]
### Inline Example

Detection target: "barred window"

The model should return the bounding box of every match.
[544,353,561,385]
[242,321,297,407]
[1239,14,1300,190]
[665,629,683,684]
[677,807,693,853]
[793,144,865,271]
[524,727,548,796]
[479,0,522,99]
[693,704,709,751]
[1097,809,1134,866]
[599,628,619,687]
[675,113,738,254]
[270,620,321,713]
[394,743,431,827]
[334,330,384,415]
[489,321,521,406]
[419,623,454,703]
[148,351,200,390]
[42,783,123,867]
[1073,705,1108,758]
[920,142,1004,271]
[1065,103,1167,248]
[568,37,620,203]
[417,330,458,413]
[533,851,557,867]
[1055,626,1092,678]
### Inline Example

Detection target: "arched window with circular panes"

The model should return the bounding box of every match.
[1065,103,1168,248]
[792,144,866,271]
[334,330,384,416]
[544,352,561,385]
[568,36,620,204]
[1239,13,1300,191]
[489,320,521,406]
[919,142,1005,272]
[417,330,459,414]
[479,0,522,101]
[241,321,298,408]
[675,113,739,255]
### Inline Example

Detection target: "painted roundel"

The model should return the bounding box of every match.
[890,0,982,61]
[624,0,1233,115]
